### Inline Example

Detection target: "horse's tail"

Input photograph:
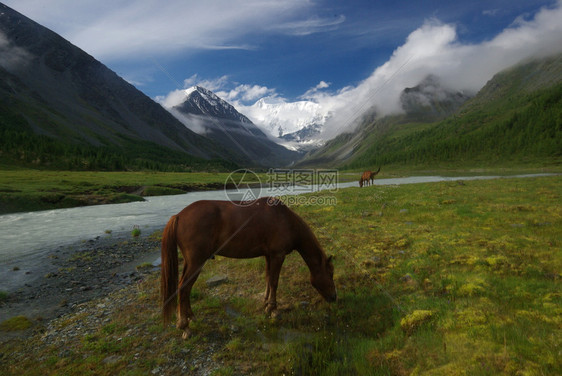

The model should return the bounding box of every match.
[161,214,179,325]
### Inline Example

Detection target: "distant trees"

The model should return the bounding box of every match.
[345,83,562,168]
[0,122,236,171]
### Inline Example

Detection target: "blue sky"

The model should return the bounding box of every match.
[3,0,562,138]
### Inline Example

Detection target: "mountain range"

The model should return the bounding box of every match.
[0,3,294,169]
[166,86,299,166]
[0,3,235,168]
[1,2,560,171]
[399,75,472,121]
[246,98,328,150]
[298,53,562,168]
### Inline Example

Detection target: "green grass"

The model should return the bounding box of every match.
[0,169,261,214]
[0,316,32,331]
[131,226,141,237]
[2,167,559,214]
[1,175,560,375]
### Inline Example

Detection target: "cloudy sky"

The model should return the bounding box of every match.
[4,0,562,138]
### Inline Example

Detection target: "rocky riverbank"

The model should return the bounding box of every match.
[0,231,162,342]
[0,231,232,375]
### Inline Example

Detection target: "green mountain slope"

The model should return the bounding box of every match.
[300,54,562,169]
[0,3,236,171]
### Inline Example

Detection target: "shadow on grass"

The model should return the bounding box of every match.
[283,289,399,375]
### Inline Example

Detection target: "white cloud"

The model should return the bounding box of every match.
[300,81,331,100]
[183,74,230,92]
[0,31,32,71]
[167,110,209,135]
[319,1,562,138]
[270,15,346,36]
[483,9,500,17]
[155,1,562,142]
[3,0,316,60]
[156,74,278,109]
[219,84,277,103]
[155,89,187,108]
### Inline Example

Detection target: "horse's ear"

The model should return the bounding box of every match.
[327,255,334,263]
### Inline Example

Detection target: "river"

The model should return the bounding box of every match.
[0,173,555,285]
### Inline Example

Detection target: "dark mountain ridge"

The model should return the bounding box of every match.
[169,86,300,167]
[400,75,472,120]
[0,3,234,170]
[299,53,562,168]
[174,86,253,124]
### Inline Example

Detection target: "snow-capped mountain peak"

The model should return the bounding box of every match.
[177,86,252,123]
[245,98,329,137]
[165,86,299,166]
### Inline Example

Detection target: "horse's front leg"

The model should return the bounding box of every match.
[265,254,285,316]
[177,260,202,339]
[264,255,271,307]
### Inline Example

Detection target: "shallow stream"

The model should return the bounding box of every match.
[0,173,554,291]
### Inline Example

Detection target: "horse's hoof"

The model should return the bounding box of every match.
[264,303,277,316]
[176,318,188,330]
[181,329,191,340]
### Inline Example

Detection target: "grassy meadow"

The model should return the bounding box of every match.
[1,174,561,375]
[0,169,259,214]
[1,166,559,214]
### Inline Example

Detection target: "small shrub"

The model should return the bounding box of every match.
[0,315,32,331]
[131,225,141,237]
[400,310,434,335]
[136,262,153,271]
[457,279,488,297]
[225,337,244,352]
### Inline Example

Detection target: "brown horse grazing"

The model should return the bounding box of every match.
[161,197,337,338]
[359,171,371,187]
[359,166,381,187]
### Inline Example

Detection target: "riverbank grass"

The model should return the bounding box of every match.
[2,167,560,214]
[0,170,259,214]
[1,175,560,374]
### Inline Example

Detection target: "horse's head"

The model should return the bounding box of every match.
[359,179,363,188]
[311,255,337,302]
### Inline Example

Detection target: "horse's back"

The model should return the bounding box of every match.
[177,198,288,226]
[175,198,298,259]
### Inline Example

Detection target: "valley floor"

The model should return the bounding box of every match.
[0,170,245,214]
[1,174,561,375]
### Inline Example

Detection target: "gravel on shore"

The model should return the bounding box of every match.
[1,232,230,375]
[0,231,162,342]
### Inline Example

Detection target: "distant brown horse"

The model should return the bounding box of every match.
[359,166,381,187]
[161,197,337,338]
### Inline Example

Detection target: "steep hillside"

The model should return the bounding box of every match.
[169,86,300,167]
[399,75,472,121]
[0,3,234,170]
[300,54,562,169]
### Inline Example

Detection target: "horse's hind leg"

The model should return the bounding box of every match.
[177,259,203,339]
[265,254,285,315]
